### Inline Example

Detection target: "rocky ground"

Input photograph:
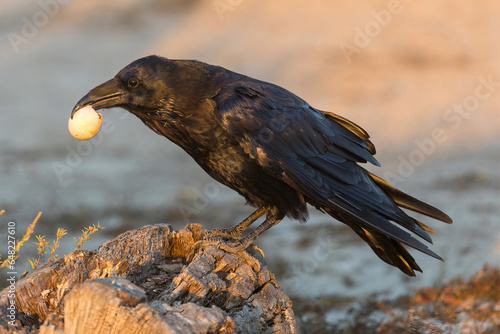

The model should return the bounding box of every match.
[293,264,500,333]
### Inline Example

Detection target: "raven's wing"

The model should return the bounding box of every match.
[213,80,451,267]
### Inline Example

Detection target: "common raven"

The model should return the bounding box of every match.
[72,55,452,275]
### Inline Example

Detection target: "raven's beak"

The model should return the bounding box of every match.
[71,78,126,118]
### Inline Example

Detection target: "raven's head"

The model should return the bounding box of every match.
[71,55,214,119]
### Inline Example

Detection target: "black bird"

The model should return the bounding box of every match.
[72,55,452,275]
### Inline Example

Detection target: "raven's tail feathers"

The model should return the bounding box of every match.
[368,172,453,224]
[350,223,422,276]
[325,208,423,276]
[323,173,452,276]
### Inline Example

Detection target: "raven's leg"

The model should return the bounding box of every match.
[222,212,283,250]
[191,210,284,271]
[210,206,267,239]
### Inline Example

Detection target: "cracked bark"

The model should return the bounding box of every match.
[0,224,296,334]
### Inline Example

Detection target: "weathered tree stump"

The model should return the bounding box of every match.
[0,224,296,333]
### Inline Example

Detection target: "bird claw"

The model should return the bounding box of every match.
[188,237,264,272]
[249,244,265,258]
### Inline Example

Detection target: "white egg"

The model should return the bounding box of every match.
[68,106,103,140]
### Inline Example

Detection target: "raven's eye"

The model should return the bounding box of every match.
[128,78,139,88]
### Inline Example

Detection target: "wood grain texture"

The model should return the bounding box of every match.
[0,224,296,334]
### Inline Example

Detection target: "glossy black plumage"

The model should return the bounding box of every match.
[72,55,452,276]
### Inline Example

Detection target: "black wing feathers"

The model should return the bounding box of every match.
[323,111,376,155]
[215,79,449,272]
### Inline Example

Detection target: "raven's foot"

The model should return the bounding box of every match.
[209,206,268,240]
[188,209,282,272]
[189,237,265,272]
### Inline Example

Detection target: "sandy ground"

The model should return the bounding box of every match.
[0,0,499,331]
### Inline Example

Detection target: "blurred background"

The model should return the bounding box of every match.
[1,0,499,330]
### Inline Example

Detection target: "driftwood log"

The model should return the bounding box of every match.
[0,224,296,333]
